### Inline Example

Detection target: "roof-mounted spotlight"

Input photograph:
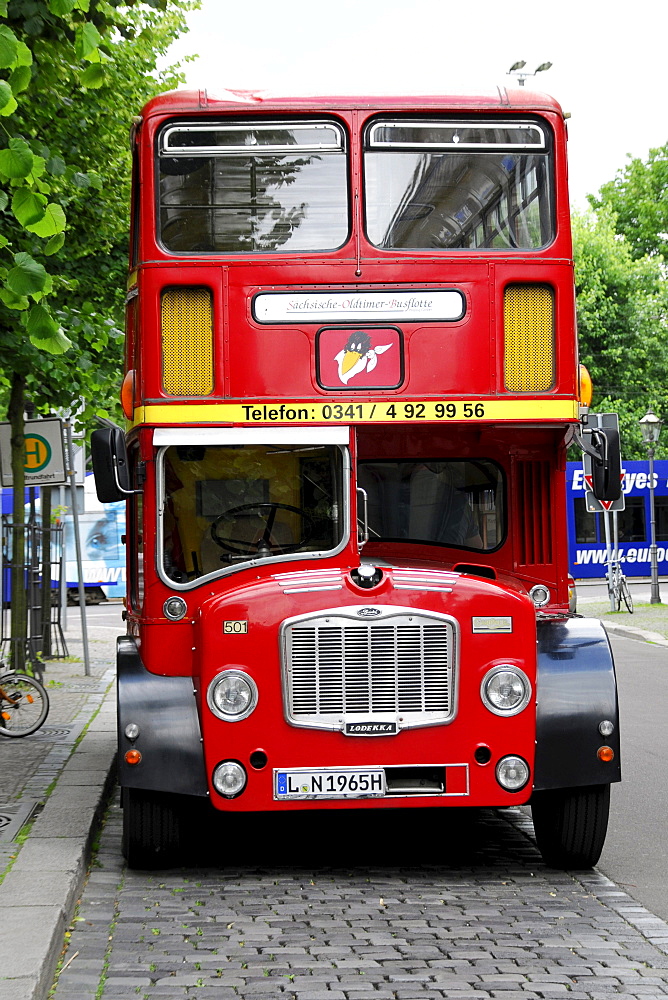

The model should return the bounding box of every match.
[507,60,553,87]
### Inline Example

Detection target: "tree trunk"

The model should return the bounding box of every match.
[40,484,52,658]
[8,373,26,672]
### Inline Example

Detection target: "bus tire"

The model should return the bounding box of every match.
[122,788,184,869]
[531,783,610,869]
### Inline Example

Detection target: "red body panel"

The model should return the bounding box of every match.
[122,89,581,815]
[192,572,537,811]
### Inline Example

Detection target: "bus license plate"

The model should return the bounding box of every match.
[275,767,386,800]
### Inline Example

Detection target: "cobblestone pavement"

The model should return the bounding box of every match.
[51,798,668,1000]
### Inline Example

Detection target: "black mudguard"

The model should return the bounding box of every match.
[117,636,208,797]
[533,616,621,792]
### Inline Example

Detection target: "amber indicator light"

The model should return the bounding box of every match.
[579,363,593,406]
[125,749,142,766]
[120,369,136,419]
[597,746,615,762]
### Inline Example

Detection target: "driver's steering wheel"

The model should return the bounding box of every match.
[210,502,314,556]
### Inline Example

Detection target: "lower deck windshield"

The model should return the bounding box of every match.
[159,445,504,584]
[160,443,345,583]
[359,459,503,550]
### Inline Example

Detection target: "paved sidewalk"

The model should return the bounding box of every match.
[0,611,119,1000]
[577,580,668,647]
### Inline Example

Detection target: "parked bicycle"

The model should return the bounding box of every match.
[0,669,49,737]
[607,558,634,613]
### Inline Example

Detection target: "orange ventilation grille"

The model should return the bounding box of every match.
[516,460,552,566]
[504,285,555,392]
[161,287,214,396]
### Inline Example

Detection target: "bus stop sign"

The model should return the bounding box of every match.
[0,417,68,486]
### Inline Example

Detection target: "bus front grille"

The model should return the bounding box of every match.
[281,611,457,731]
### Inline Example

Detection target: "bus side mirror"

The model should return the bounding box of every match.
[91,425,136,502]
[590,427,622,502]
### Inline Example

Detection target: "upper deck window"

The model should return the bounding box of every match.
[158,120,349,254]
[364,118,554,251]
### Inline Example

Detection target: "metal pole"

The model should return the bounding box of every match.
[59,483,67,630]
[603,509,615,611]
[65,420,90,674]
[648,445,661,604]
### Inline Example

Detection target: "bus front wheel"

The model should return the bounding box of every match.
[122,788,184,869]
[531,783,610,869]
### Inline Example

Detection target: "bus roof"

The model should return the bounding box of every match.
[140,87,567,121]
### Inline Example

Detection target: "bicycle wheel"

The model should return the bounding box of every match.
[619,576,634,613]
[609,574,621,612]
[0,672,49,737]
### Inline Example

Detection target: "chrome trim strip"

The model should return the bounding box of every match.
[367,119,546,150]
[162,121,344,155]
[392,569,459,592]
[274,569,345,593]
[282,585,343,594]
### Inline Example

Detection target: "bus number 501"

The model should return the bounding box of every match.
[223,621,249,634]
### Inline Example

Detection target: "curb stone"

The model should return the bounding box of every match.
[600,621,668,646]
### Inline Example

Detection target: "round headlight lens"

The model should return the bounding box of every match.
[212,760,247,798]
[529,584,550,608]
[496,755,530,792]
[481,666,531,716]
[163,596,187,621]
[208,670,258,722]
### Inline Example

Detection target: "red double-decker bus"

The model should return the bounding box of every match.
[93,87,621,869]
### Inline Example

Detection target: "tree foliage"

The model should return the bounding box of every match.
[589,142,668,262]
[0,0,197,668]
[0,0,198,423]
[573,208,668,458]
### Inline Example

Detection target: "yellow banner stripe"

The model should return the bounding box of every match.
[133,399,579,427]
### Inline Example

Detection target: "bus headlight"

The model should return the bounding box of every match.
[163,596,187,620]
[207,669,258,722]
[212,760,247,798]
[529,584,550,608]
[481,665,531,716]
[496,755,530,791]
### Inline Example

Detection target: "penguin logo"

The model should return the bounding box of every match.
[334,330,393,385]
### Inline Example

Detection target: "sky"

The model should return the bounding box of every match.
[164,0,667,211]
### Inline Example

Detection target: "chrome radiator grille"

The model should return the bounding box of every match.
[282,610,457,731]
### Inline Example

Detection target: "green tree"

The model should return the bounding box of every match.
[573,208,668,459]
[589,142,668,262]
[0,0,198,667]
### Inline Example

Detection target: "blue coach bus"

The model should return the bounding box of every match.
[1,475,126,603]
[567,460,668,579]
